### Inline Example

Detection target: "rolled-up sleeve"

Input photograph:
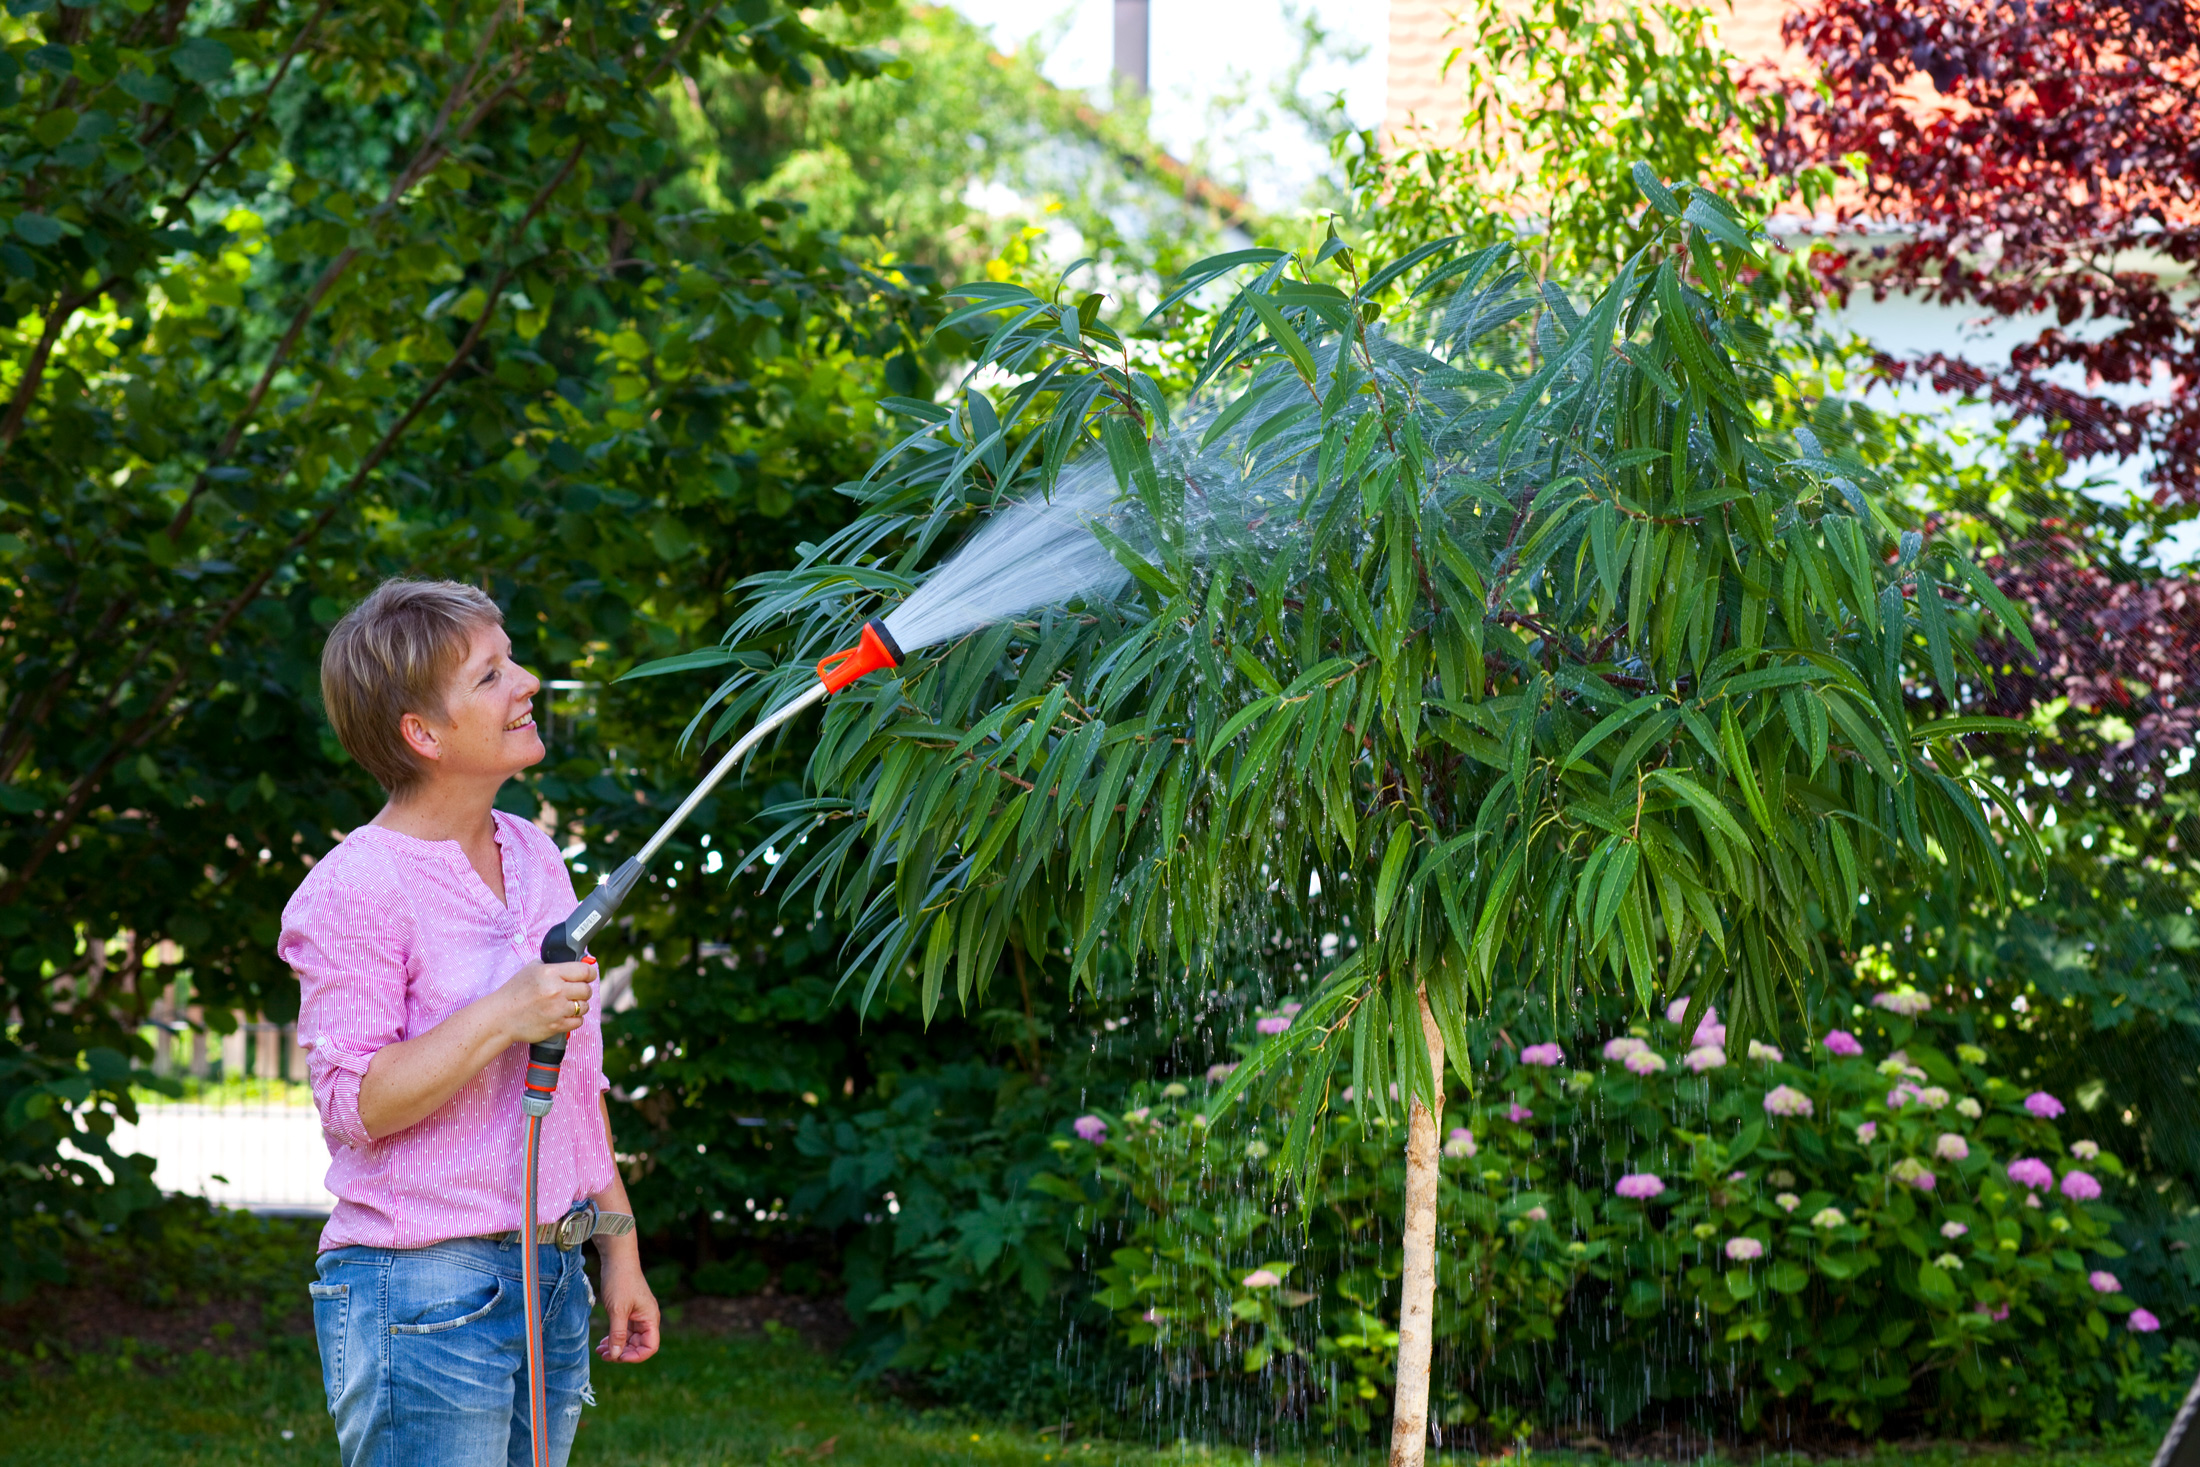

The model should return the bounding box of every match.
[279,850,412,1151]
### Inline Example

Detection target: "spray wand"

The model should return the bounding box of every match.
[515,616,902,1467]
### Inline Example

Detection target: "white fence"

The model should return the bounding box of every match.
[113,1094,335,1212]
[112,1008,335,1212]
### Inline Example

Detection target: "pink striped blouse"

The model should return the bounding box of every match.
[279,811,614,1251]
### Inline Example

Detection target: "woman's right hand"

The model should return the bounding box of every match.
[499,959,598,1044]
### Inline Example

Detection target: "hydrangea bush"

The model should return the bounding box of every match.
[1051,995,2195,1441]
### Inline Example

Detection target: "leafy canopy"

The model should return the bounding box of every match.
[711,174,2038,1171]
[0,0,939,1292]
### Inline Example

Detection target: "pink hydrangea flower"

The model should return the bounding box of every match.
[1823,1030,1864,1057]
[1763,1085,1813,1118]
[1073,1114,1108,1144]
[2061,1170,2102,1201]
[2072,1140,2100,1160]
[1935,1133,1970,1162]
[1887,1082,1921,1109]
[1684,1045,1726,1073]
[1975,1302,2011,1322]
[1242,1269,1281,1289]
[1615,1173,1665,1199]
[1443,1127,1477,1160]
[1255,1016,1291,1035]
[2025,1091,2065,1119]
[1280,1002,1302,1016]
[1941,1221,1969,1239]
[1747,1040,1784,1063]
[2132,1308,2162,1333]
[1725,1237,1764,1262]
[1692,1021,1727,1049]
[1604,1036,1648,1062]
[2007,1157,2055,1191]
[1872,989,1933,1017]
[1207,1062,1238,1083]
[1524,1205,1548,1222]
[1891,1157,1936,1191]
[1624,1050,1667,1076]
[1520,1042,1565,1066]
[1665,998,1703,1025]
[2090,1271,2122,1294]
[1856,1121,1878,1143]
[1507,1101,1534,1123]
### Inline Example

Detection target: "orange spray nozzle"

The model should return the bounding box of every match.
[816,618,904,693]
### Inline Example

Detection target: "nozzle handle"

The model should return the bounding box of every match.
[525,856,641,1116]
[816,618,904,693]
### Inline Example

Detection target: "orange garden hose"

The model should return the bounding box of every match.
[518,618,901,1467]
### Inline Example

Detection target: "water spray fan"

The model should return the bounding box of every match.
[514,615,901,1467]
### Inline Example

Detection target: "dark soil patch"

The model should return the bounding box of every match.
[0,1285,308,1372]
[672,1292,852,1353]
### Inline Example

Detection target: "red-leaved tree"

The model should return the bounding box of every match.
[1763,0,2200,799]
[1767,0,2199,502]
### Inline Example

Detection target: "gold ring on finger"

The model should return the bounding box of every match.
[571,998,587,1018]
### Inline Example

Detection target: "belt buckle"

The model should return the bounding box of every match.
[555,1200,597,1252]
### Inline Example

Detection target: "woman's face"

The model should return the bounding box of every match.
[401,622,545,788]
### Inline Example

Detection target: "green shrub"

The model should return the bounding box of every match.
[1067,993,2199,1442]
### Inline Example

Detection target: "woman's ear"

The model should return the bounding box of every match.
[398,710,443,765]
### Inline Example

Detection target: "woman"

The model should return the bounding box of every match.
[280,578,660,1467]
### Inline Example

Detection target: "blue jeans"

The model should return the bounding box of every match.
[310,1237,595,1467]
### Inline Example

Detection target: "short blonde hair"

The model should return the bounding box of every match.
[320,579,504,796]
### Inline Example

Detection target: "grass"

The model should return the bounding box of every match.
[0,1309,2171,1467]
[0,1316,1287,1466]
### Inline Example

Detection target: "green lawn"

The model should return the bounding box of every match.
[0,1310,2167,1467]
[0,1315,1294,1467]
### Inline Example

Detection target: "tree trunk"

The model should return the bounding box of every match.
[1388,985,1445,1467]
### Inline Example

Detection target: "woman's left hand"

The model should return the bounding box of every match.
[596,1257,661,1364]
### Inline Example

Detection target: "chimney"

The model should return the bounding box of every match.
[1114,0,1149,98]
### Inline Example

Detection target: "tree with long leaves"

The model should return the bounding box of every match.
[705,173,2038,1464]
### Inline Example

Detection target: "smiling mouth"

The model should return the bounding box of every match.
[505,710,535,731]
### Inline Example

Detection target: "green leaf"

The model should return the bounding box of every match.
[1943,550,2038,654]
[1766,1261,1809,1295]
[1646,770,1750,848]
[1373,821,1414,938]
[618,647,750,681]
[1909,715,2029,744]
[1682,195,1758,256]
[11,212,64,246]
[1631,163,1682,217]
[1560,694,1666,771]
[1086,518,1181,599]
[1200,376,1288,449]
[1719,703,1775,837]
[170,37,234,84]
[1205,694,1280,760]
[1243,291,1319,385]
